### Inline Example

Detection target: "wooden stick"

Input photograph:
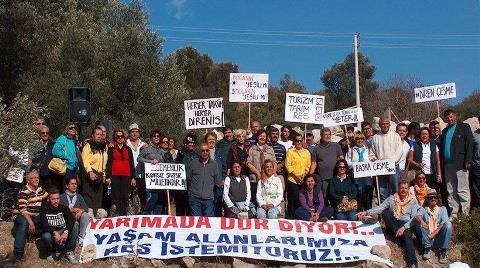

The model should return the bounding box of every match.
[304,124,307,141]
[375,176,381,206]
[436,101,440,118]
[344,125,351,157]
[248,103,251,129]
[167,190,171,216]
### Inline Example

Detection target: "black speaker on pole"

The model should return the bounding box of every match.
[69,87,91,124]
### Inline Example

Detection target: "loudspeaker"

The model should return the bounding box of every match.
[69,87,91,123]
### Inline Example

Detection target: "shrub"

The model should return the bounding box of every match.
[452,208,480,265]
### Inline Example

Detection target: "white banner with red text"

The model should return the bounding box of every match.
[80,216,392,266]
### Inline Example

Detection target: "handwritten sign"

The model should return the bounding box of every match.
[184,98,224,130]
[414,83,456,103]
[284,93,325,124]
[323,108,364,127]
[229,73,269,102]
[353,160,396,178]
[145,163,187,190]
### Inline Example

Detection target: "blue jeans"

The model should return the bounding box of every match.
[378,164,400,203]
[335,210,358,221]
[225,202,257,218]
[189,195,214,217]
[382,209,417,266]
[416,221,453,250]
[256,207,280,219]
[41,223,79,253]
[143,190,163,215]
[12,215,41,254]
[295,206,334,221]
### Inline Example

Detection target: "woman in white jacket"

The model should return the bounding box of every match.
[256,159,283,219]
[346,131,376,210]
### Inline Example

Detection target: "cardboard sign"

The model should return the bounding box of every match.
[414,83,456,103]
[144,163,187,190]
[81,216,391,266]
[229,73,269,102]
[323,108,364,127]
[6,168,24,183]
[284,93,325,124]
[184,98,224,130]
[353,160,396,178]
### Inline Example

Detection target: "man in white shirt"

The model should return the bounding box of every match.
[126,123,146,207]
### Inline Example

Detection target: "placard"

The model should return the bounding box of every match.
[145,163,187,190]
[6,168,24,183]
[323,108,364,127]
[229,73,269,102]
[414,82,456,103]
[80,216,391,266]
[284,93,325,124]
[353,160,396,178]
[184,98,224,130]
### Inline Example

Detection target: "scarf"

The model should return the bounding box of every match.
[354,147,366,162]
[393,192,413,219]
[426,205,441,234]
[414,184,429,205]
[65,190,77,209]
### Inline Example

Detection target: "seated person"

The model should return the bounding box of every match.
[328,159,358,221]
[60,177,89,244]
[357,179,420,268]
[223,162,256,218]
[40,188,79,264]
[408,172,432,205]
[295,174,334,221]
[415,189,451,264]
[11,170,48,262]
[256,159,283,219]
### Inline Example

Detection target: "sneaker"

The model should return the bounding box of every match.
[422,248,431,260]
[439,250,447,264]
[46,254,56,262]
[66,251,79,265]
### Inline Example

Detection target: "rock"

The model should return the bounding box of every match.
[80,243,97,263]
[232,258,257,268]
[182,256,195,268]
[370,245,391,259]
[361,260,389,268]
[294,264,306,268]
[151,258,167,267]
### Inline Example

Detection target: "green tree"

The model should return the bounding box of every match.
[455,90,480,121]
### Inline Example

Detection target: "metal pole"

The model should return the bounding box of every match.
[354,33,361,129]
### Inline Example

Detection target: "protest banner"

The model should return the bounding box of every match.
[80,216,392,266]
[144,163,187,190]
[284,93,325,124]
[322,108,364,127]
[353,160,396,178]
[414,82,456,103]
[184,98,224,130]
[229,73,269,103]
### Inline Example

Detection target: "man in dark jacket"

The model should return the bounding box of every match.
[187,143,222,217]
[40,188,79,264]
[32,125,55,190]
[440,108,474,218]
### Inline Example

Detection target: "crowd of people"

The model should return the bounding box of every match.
[3,108,479,268]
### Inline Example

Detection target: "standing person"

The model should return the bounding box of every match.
[60,177,89,245]
[138,129,164,215]
[346,131,376,211]
[106,129,136,216]
[216,126,237,172]
[247,130,277,203]
[169,137,179,162]
[226,129,249,176]
[126,123,147,208]
[407,122,421,146]
[295,174,334,221]
[441,109,473,218]
[407,127,442,192]
[267,126,287,182]
[246,120,262,146]
[205,131,225,217]
[10,171,48,262]
[361,122,375,150]
[175,133,199,215]
[52,122,79,186]
[305,131,316,153]
[357,180,420,268]
[339,126,355,156]
[81,127,108,215]
[223,162,255,218]
[187,143,222,217]
[40,188,79,264]
[415,189,452,264]
[285,134,311,219]
[160,135,174,163]
[329,159,358,221]
[396,123,412,174]
[278,125,293,150]
[471,116,480,207]
[32,125,55,190]
[256,160,283,219]
[429,120,442,146]
[372,116,403,202]
[309,128,344,196]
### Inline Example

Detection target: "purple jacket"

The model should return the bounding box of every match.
[299,187,325,214]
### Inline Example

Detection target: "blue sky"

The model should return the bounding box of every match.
[143,0,480,104]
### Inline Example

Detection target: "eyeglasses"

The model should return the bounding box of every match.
[162,140,169,143]
[35,122,45,126]
[68,126,76,130]
[355,137,365,140]
[295,139,303,142]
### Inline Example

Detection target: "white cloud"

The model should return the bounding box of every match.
[168,0,188,20]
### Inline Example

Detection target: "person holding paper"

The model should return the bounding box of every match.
[205,131,226,217]
[223,162,255,218]
[357,179,420,268]
[256,159,283,219]
[372,116,403,203]
[295,174,333,222]
[328,159,358,221]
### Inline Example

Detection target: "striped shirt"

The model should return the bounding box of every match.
[16,185,48,217]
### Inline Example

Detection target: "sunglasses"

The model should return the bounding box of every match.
[152,134,161,138]
[68,126,76,130]
[162,140,169,143]
[295,139,303,142]
[41,132,49,135]
[355,137,365,140]
[116,135,124,139]
[201,149,209,152]
[338,166,347,169]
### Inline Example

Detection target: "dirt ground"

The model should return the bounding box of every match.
[0,221,464,268]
